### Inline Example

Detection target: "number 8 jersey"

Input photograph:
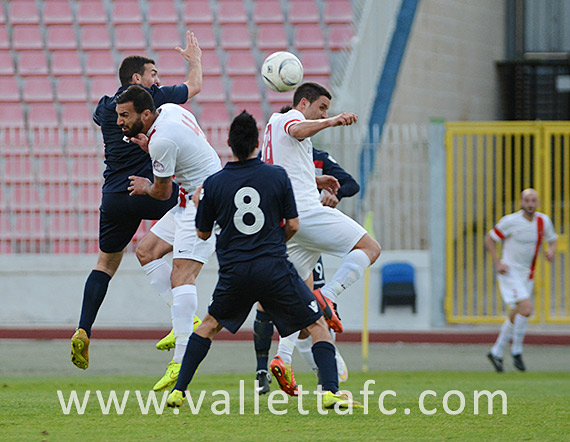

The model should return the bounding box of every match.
[195,157,298,268]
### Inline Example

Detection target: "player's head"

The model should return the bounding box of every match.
[228,111,259,163]
[119,55,160,88]
[520,188,539,216]
[115,85,157,138]
[293,82,332,120]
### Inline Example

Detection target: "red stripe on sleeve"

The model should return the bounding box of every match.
[529,216,544,280]
[284,119,301,135]
[493,227,505,240]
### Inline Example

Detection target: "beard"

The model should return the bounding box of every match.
[122,117,144,138]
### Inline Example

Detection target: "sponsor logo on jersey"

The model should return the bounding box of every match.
[308,300,318,313]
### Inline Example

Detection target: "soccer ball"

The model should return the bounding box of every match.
[261,51,304,92]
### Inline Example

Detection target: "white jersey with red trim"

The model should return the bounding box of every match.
[261,109,322,211]
[489,210,557,278]
[147,103,221,193]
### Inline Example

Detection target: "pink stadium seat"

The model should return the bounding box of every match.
[195,77,226,103]
[0,5,5,24]
[147,0,179,24]
[220,24,251,50]
[37,155,69,183]
[229,78,261,102]
[27,103,59,126]
[80,25,112,51]
[324,0,353,24]
[18,51,49,77]
[89,76,119,102]
[154,51,187,76]
[79,210,100,253]
[61,103,93,126]
[302,74,329,88]
[0,103,25,126]
[182,0,213,24]
[42,185,73,211]
[217,0,248,24]
[199,103,231,126]
[3,155,34,182]
[12,25,43,50]
[256,24,288,51]
[57,78,88,103]
[114,24,146,51]
[0,77,20,102]
[71,155,103,183]
[253,1,284,24]
[9,1,39,25]
[0,25,9,49]
[22,77,54,102]
[46,25,77,51]
[150,25,182,51]
[77,0,108,25]
[201,50,222,77]
[85,51,116,76]
[43,1,74,25]
[112,0,143,24]
[186,23,216,49]
[226,50,257,77]
[299,50,331,76]
[293,24,325,50]
[13,212,47,253]
[328,24,355,50]
[76,183,101,211]
[0,50,14,76]
[233,102,265,125]
[266,89,294,109]
[289,0,319,24]
[51,51,83,77]
[48,212,81,253]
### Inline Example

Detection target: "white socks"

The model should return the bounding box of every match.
[296,336,318,374]
[276,331,299,365]
[320,249,370,302]
[491,318,513,358]
[511,314,529,355]
[171,284,198,364]
[142,258,173,307]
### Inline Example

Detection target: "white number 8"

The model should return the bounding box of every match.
[233,187,265,235]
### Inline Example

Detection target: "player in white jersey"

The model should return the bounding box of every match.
[261,82,381,395]
[116,85,221,390]
[485,189,557,372]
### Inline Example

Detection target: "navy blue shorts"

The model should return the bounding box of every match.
[208,256,323,337]
[99,183,179,253]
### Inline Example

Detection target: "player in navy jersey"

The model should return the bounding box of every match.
[70,31,203,370]
[166,112,361,410]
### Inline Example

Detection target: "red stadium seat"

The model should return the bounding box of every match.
[201,50,222,77]
[37,154,69,183]
[256,24,288,51]
[22,77,55,102]
[9,1,39,25]
[147,0,179,24]
[13,212,47,253]
[299,50,331,76]
[12,25,43,50]
[77,1,108,25]
[293,24,325,50]
[198,103,231,126]
[112,0,143,24]
[80,25,112,51]
[0,25,9,49]
[186,23,216,49]
[0,50,14,76]
[217,0,248,24]
[71,155,104,183]
[3,155,34,183]
[150,25,182,51]
[85,51,116,76]
[51,51,83,77]
[89,76,119,102]
[253,1,284,24]
[43,1,74,25]
[0,103,26,126]
[27,103,59,126]
[154,51,187,76]
[46,25,77,51]
[289,0,319,24]
[18,51,49,77]
[57,78,89,103]
[114,24,146,51]
[195,77,226,103]
[324,0,353,24]
[229,77,261,102]
[61,103,93,126]
[48,212,81,253]
[226,50,257,77]
[182,0,213,24]
[220,24,251,50]
[76,183,102,211]
[328,24,355,50]
[0,77,20,102]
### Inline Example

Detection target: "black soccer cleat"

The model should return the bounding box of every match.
[512,353,526,371]
[256,370,271,395]
[487,352,504,373]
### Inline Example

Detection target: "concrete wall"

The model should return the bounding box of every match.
[0,251,432,331]
[388,0,506,124]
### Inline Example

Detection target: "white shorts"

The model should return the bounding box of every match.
[287,206,367,281]
[497,270,534,307]
[151,204,215,262]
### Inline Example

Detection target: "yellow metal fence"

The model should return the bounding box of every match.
[445,122,570,324]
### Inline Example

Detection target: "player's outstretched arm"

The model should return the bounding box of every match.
[288,112,357,139]
[175,30,203,100]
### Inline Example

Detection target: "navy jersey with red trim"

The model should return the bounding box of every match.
[93,83,188,193]
[196,158,298,268]
[312,148,359,200]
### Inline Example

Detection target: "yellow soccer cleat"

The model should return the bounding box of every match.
[156,316,202,351]
[70,328,90,370]
[322,391,364,409]
[166,389,185,408]
[153,360,181,392]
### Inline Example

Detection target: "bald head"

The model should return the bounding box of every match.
[520,188,539,219]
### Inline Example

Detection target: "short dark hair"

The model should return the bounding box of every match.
[116,85,156,114]
[292,82,332,107]
[228,111,258,163]
[118,55,156,86]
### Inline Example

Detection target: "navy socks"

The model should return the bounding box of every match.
[311,341,339,393]
[78,270,111,338]
[174,333,212,391]
[253,310,274,371]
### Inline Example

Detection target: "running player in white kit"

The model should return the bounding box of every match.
[485,188,557,372]
[117,85,221,390]
[261,82,381,395]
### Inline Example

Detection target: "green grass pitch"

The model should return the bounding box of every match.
[1,371,568,441]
